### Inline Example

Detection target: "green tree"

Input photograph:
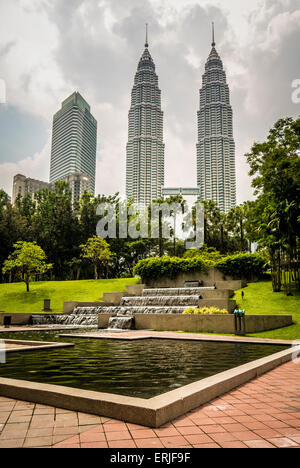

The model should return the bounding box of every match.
[80,236,113,280]
[33,181,81,279]
[246,116,300,293]
[2,241,52,292]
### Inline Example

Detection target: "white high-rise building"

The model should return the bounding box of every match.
[197,25,236,212]
[126,28,165,207]
[50,92,97,194]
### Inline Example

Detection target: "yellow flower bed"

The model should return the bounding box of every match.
[183,306,228,315]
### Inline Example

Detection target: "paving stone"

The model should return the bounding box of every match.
[23,436,53,448]
[0,438,24,448]
[266,437,298,448]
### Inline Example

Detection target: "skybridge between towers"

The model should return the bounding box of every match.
[162,187,200,197]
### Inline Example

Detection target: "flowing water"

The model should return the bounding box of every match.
[30,286,227,327]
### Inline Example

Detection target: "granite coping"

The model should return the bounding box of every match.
[0,339,74,353]
[0,344,298,427]
[58,329,294,346]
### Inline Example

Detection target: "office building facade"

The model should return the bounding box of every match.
[50,92,97,194]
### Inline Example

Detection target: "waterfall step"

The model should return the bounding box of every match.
[108,315,135,330]
[121,296,200,307]
[142,287,216,296]
[31,314,98,326]
[95,306,188,315]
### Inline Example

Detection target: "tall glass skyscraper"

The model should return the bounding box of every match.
[196,25,236,212]
[126,29,165,206]
[50,92,97,194]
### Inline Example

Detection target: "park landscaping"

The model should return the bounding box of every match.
[234,280,300,340]
[0,278,139,315]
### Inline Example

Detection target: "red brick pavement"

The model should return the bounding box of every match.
[0,361,299,448]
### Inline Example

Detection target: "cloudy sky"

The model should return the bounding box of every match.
[0,0,299,203]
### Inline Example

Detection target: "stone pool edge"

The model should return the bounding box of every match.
[1,339,75,353]
[0,345,298,428]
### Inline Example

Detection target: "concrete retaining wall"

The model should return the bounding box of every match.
[145,268,246,289]
[125,284,145,296]
[0,313,32,326]
[98,313,293,334]
[198,299,236,313]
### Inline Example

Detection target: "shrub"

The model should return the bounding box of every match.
[215,253,266,279]
[183,246,224,264]
[133,256,208,283]
[134,252,267,283]
[183,307,228,315]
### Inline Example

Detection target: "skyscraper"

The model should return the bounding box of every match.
[196,24,236,212]
[126,27,165,206]
[50,92,97,194]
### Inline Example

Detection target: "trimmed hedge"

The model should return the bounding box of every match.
[133,256,207,283]
[215,253,266,279]
[134,252,267,283]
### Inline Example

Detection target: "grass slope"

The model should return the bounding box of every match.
[0,278,139,314]
[234,280,300,340]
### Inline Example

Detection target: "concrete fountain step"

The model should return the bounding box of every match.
[95,306,188,315]
[143,287,217,297]
[31,314,98,326]
[121,296,200,307]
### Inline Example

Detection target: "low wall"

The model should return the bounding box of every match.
[198,289,234,299]
[198,299,236,313]
[102,292,127,305]
[0,313,32,326]
[98,313,293,334]
[144,268,245,289]
[216,280,247,290]
[125,284,145,296]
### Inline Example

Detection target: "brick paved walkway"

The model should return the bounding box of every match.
[0,361,299,448]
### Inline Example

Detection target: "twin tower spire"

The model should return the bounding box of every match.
[126,23,237,212]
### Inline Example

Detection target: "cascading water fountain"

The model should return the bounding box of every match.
[31,306,100,327]
[31,285,232,329]
[108,314,135,330]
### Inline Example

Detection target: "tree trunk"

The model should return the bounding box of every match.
[159,211,163,257]
[25,275,30,292]
[173,214,176,257]
[94,263,98,280]
[76,266,81,281]
[240,220,244,251]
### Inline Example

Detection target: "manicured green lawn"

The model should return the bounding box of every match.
[234,280,300,340]
[0,278,139,314]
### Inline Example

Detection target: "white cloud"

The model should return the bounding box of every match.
[0,137,51,195]
[0,0,299,205]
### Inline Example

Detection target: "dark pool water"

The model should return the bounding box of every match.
[0,330,288,399]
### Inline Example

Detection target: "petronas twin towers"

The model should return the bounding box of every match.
[126,25,236,212]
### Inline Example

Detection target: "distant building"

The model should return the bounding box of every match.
[62,172,91,204]
[126,27,165,206]
[12,174,51,205]
[12,172,90,205]
[196,24,236,213]
[50,91,97,194]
